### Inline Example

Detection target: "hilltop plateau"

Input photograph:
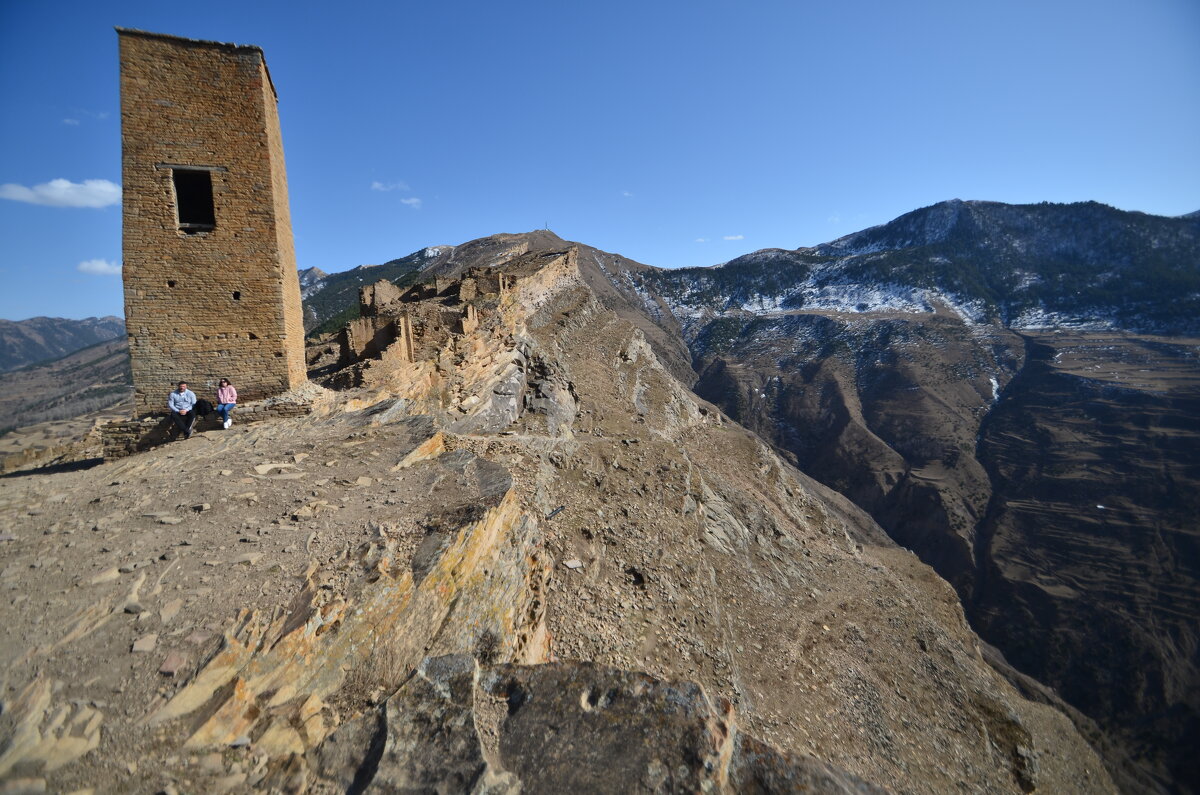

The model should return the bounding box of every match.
[0,244,1116,793]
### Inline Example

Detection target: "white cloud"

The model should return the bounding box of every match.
[695,238,708,243]
[78,258,122,276]
[827,214,841,224]
[370,180,409,192]
[723,234,744,241]
[622,191,634,198]
[399,197,422,209]
[0,178,120,208]
[63,118,80,126]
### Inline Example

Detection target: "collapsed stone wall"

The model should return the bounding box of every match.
[118,29,306,417]
[335,270,517,381]
[360,280,405,316]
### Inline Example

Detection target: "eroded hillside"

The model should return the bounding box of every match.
[606,202,1200,791]
[0,247,1114,793]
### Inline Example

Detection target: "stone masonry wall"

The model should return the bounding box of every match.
[119,29,306,417]
[360,280,404,316]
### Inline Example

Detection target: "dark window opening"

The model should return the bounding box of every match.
[173,168,215,232]
[232,291,241,301]
[167,280,176,288]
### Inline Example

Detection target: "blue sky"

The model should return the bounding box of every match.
[1,0,1198,320]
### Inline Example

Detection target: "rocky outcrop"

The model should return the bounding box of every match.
[309,655,886,794]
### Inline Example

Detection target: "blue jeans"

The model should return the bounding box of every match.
[215,403,236,422]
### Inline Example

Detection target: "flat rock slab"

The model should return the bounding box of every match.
[160,598,183,624]
[159,651,187,677]
[315,656,883,793]
[132,634,157,653]
[253,463,295,475]
[89,567,120,585]
[479,660,730,792]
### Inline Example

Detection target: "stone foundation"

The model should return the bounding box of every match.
[101,399,312,459]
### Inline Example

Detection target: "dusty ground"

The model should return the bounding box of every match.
[0,397,507,791]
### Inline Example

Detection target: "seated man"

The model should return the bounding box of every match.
[168,381,197,439]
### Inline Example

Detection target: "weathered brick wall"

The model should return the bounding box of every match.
[118,29,306,417]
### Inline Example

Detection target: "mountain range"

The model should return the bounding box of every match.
[4,199,1197,790]
[0,315,125,372]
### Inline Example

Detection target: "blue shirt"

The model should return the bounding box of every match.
[167,389,197,413]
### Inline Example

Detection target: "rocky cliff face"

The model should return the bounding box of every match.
[0,243,1114,793]
[608,202,1199,791]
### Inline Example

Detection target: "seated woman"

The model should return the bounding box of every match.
[215,378,238,429]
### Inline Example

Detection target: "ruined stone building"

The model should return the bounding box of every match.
[334,266,523,386]
[118,29,306,416]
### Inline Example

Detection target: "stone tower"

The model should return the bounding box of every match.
[118,29,307,417]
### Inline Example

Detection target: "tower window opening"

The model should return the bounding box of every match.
[172,168,215,232]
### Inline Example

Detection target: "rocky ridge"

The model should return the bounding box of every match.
[0,245,1115,792]
[600,202,1199,791]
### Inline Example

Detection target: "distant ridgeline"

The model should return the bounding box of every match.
[0,316,125,372]
[636,200,1200,336]
[299,202,1200,343]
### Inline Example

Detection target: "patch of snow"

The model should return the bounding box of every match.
[739,293,790,313]
[989,377,1000,403]
[300,281,327,300]
[1012,270,1042,291]
[1011,307,1117,331]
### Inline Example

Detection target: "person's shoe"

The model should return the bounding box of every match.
[223,418,232,430]
[185,428,193,439]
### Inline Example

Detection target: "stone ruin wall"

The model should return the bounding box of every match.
[360,280,405,316]
[339,312,414,365]
[118,29,306,417]
[335,268,520,379]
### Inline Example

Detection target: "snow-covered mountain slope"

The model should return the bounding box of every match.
[635,200,1200,336]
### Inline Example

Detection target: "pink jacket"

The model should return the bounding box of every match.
[217,385,237,404]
